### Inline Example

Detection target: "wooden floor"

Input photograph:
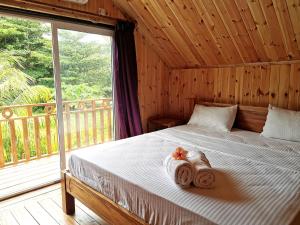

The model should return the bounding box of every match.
[0,154,63,201]
[0,184,108,225]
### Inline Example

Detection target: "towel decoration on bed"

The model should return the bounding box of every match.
[164,147,194,188]
[164,147,215,189]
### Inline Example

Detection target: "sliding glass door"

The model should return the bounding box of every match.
[52,22,114,170]
[0,12,114,199]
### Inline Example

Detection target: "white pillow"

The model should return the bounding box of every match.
[261,105,300,142]
[188,104,237,132]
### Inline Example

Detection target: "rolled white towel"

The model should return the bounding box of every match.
[187,151,215,188]
[164,154,194,188]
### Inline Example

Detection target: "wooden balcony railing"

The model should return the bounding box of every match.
[0,98,113,168]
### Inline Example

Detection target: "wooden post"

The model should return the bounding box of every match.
[9,119,18,164]
[75,111,81,148]
[21,118,30,161]
[100,109,104,143]
[45,115,52,155]
[0,122,4,167]
[84,109,89,146]
[107,109,112,141]
[34,117,41,158]
[61,171,75,215]
[65,104,72,151]
[92,100,97,144]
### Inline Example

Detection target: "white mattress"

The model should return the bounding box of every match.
[69,125,300,225]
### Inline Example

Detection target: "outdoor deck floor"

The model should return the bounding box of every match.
[0,154,67,201]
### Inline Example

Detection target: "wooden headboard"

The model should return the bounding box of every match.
[189,100,268,133]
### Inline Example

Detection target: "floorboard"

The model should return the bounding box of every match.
[0,154,72,201]
[0,184,107,225]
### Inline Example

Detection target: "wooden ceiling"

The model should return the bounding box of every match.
[113,0,300,68]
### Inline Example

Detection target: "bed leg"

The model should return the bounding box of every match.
[61,172,75,215]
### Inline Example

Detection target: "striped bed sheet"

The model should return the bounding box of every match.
[68,125,300,225]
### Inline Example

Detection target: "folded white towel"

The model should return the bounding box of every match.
[187,151,215,188]
[164,154,194,188]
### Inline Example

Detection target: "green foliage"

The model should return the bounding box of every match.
[0,50,52,107]
[0,16,113,102]
[0,16,53,83]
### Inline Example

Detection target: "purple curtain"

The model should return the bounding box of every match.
[113,21,143,139]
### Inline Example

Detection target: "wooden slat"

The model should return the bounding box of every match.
[65,104,72,151]
[165,0,223,65]
[272,0,300,59]
[278,64,291,108]
[99,110,104,143]
[288,64,300,110]
[259,65,271,106]
[107,109,112,141]
[8,119,18,164]
[269,65,281,106]
[286,0,300,49]
[92,101,97,144]
[75,112,81,148]
[27,106,32,117]
[84,110,89,146]
[258,0,287,59]
[168,63,300,119]
[141,0,202,66]
[0,122,4,167]
[251,66,261,105]
[24,202,58,225]
[45,115,52,155]
[10,205,39,225]
[33,117,41,158]
[153,0,207,65]
[21,118,30,161]
[0,210,19,225]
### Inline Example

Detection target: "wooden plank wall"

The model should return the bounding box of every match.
[135,30,170,131]
[168,63,300,119]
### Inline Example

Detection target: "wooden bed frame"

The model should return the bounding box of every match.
[62,101,300,225]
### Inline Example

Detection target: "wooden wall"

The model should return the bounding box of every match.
[168,63,300,119]
[135,30,170,131]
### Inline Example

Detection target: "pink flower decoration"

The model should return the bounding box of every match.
[172,147,188,160]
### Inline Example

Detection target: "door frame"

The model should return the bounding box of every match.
[51,21,114,172]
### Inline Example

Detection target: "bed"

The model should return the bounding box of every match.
[62,102,300,225]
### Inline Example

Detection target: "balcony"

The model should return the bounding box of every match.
[0,98,113,200]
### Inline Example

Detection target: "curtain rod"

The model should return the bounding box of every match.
[0,5,115,31]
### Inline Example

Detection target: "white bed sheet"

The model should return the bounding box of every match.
[69,125,300,225]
